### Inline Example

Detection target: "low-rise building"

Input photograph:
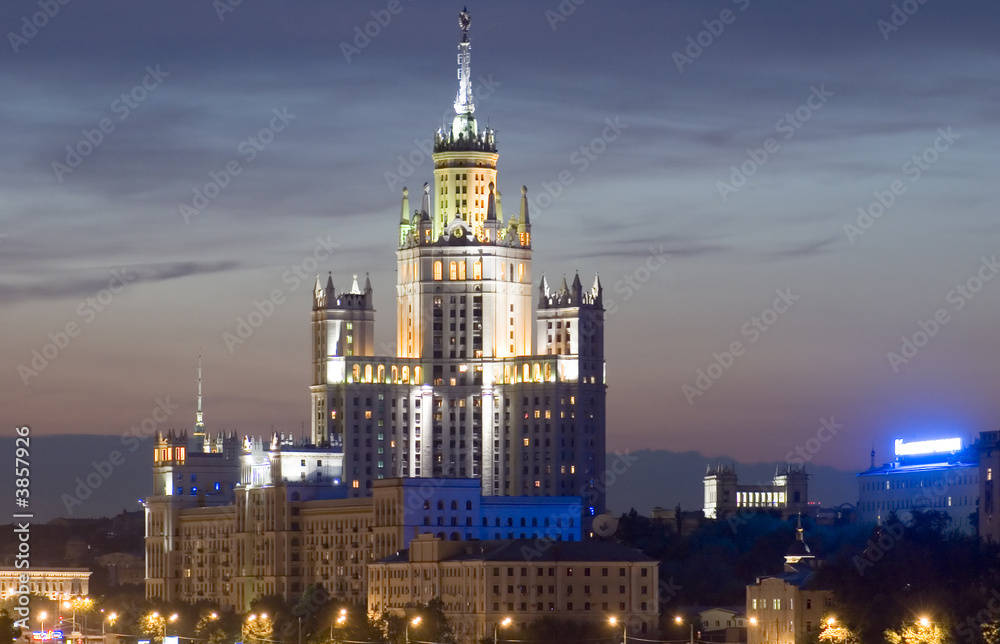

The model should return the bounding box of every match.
[746,523,832,644]
[0,567,90,599]
[368,534,659,644]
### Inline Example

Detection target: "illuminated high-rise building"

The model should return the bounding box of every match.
[309,8,607,516]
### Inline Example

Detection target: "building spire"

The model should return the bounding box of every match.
[454,7,474,116]
[195,353,206,450]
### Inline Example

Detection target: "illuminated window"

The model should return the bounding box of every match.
[473,260,482,280]
[534,480,541,488]
[364,365,372,382]
[377,365,385,382]
[570,465,576,474]
[365,411,372,419]
[402,366,410,384]
[518,263,524,282]
[458,261,466,280]
[523,364,530,381]
[989,468,993,481]
[391,366,398,381]
[534,410,541,419]
[449,262,458,280]
[352,364,360,381]
[176,447,186,463]
[425,229,431,243]
[524,438,530,447]
[330,411,336,419]
[434,261,443,281]
[414,366,421,382]
[352,480,359,489]
[500,262,505,281]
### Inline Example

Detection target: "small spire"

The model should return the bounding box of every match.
[559,274,569,293]
[350,274,361,294]
[326,271,334,292]
[421,182,430,219]
[195,354,204,436]
[593,274,602,293]
[400,187,410,225]
[364,272,372,293]
[518,185,530,231]
[495,187,504,222]
[486,182,497,221]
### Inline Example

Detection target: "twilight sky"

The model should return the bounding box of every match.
[3,1,1000,478]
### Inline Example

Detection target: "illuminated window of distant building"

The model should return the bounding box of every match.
[523,438,529,447]
[364,365,372,382]
[473,260,482,280]
[414,366,422,383]
[377,365,385,382]
[402,366,410,384]
[434,261,443,281]
[352,480,359,488]
[518,263,524,282]
[352,364,360,381]
[458,261,466,280]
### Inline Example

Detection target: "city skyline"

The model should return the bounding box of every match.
[4,2,1000,478]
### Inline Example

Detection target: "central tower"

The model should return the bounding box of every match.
[311,9,607,519]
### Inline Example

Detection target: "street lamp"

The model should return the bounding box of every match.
[494,617,512,644]
[675,616,694,644]
[39,612,48,633]
[331,608,347,642]
[167,613,179,639]
[609,617,627,644]
[919,617,931,628]
[105,611,118,639]
[406,616,422,644]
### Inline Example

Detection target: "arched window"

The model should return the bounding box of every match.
[402,366,409,384]
[364,364,372,382]
[458,261,466,280]
[449,261,458,280]
[466,500,473,510]
[450,532,460,541]
[473,260,482,280]
[434,261,443,281]
[500,262,506,281]
[518,263,524,282]
[414,366,422,383]
[423,500,430,510]
[391,366,398,382]
[545,363,552,380]
[534,363,542,382]
[377,365,385,382]
[482,517,488,526]
[352,364,360,382]
[523,364,530,382]
[451,500,458,510]
[437,501,445,510]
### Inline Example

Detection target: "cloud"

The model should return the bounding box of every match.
[0,260,242,306]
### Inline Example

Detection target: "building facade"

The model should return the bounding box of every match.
[0,568,90,600]
[145,438,581,609]
[308,8,607,516]
[368,534,658,644]
[745,526,832,644]
[857,438,979,532]
[704,464,808,519]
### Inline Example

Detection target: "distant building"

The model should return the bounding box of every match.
[368,534,658,644]
[650,507,703,535]
[977,431,1000,542]
[94,553,144,586]
[704,464,808,519]
[697,607,748,643]
[857,437,978,532]
[745,523,832,644]
[812,503,857,526]
[0,567,90,599]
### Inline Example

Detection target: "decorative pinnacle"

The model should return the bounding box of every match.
[459,7,471,37]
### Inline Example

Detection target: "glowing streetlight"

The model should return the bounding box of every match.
[919,618,931,628]
[494,617,512,644]
[39,612,48,633]
[749,618,758,626]
[610,617,627,644]
[406,616,422,644]
[675,616,694,644]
